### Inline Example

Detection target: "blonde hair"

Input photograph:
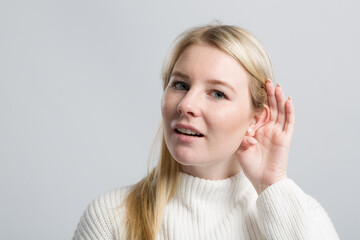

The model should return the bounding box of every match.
[124,23,274,240]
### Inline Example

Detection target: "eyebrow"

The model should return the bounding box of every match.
[170,71,236,93]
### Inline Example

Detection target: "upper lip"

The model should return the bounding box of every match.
[173,123,204,135]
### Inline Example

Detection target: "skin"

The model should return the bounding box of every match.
[161,43,295,195]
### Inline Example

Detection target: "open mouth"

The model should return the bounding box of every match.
[175,128,204,137]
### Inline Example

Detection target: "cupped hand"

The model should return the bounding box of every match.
[236,80,295,195]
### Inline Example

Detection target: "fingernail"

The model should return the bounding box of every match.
[288,96,292,101]
[276,84,281,88]
[249,138,257,144]
[266,79,272,84]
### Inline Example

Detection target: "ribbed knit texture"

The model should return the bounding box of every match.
[73,171,339,240]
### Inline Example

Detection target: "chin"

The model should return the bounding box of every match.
[174,156,212,168]
[171,151,204,166]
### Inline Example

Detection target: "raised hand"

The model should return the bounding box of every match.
[236,80,295,195]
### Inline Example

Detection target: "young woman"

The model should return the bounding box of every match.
[73,24,339,240]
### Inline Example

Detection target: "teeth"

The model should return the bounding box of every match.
[177,128,201,136]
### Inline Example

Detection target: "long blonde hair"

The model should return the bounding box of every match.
[124,23,274,240]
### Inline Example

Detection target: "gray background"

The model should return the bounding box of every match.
[0,0,358,239]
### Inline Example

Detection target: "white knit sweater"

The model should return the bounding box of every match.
[73,171,339,239]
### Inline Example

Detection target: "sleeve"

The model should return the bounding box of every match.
[72,197,115,240]
[256,178,340,240]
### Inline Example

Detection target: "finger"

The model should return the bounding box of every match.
[239,136,258,150]
[284,97,295,137]
[265,80,277,122]
[275,84,286,126]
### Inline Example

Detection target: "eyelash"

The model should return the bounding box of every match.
[171,81,228,100]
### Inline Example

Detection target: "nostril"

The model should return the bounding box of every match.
[177,100,200,117]
[177,103,182,113]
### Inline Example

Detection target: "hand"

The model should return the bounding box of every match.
[236,80,295,195]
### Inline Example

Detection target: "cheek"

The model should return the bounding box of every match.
[160,95,167,118]
[208,105,251,139]
[161,91,180,127]
[161,94,173,146]
[161,92,173,118]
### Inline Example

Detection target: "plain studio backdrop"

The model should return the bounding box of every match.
[1,0,359,239]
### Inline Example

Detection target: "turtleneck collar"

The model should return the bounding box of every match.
[173,170,253,208]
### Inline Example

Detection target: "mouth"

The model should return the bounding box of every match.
[175,128,204,137]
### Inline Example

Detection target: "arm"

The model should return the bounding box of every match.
[236,80,339,239]
[256,178,339,240]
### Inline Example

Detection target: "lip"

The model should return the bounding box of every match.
[173,123,204,135]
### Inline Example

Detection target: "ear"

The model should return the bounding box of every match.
[246,105,270,137]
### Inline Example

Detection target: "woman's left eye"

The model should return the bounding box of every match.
[211,90,226,99]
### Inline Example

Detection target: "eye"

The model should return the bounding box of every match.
[173,81,189,91]
[211,90,226,99]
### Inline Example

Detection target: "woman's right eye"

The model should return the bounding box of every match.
[173,81,189,91]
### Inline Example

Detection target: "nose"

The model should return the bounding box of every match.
[177,90,201,117]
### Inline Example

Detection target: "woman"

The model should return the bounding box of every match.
[73,24,339,240]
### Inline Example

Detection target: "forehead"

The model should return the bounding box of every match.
[172,43,250,89]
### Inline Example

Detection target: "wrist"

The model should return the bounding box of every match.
[254,176,287,195]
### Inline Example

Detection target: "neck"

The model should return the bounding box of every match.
[180,158,242,180]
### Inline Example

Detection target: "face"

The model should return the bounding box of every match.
[161,43,255,177]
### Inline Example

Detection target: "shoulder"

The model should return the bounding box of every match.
[73,185,134,240]
[95,185,133,210]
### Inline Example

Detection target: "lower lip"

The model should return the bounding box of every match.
[175,131,204,143]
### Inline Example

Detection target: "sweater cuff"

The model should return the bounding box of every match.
[256,178,310,240]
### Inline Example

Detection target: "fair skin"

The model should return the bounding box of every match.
[161,43,294,194]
